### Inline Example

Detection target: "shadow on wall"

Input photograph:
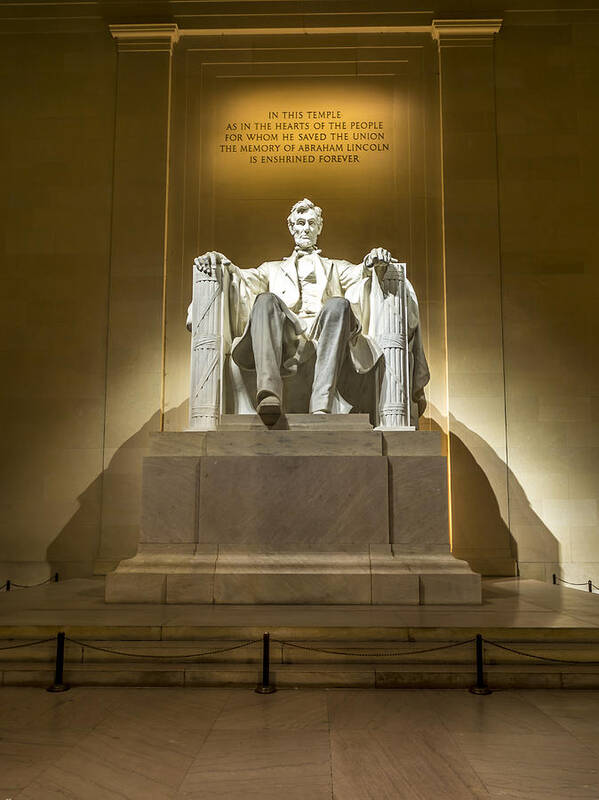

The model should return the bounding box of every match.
[46,404,187,580]
[47,401,558,581]
[443,411,559,578]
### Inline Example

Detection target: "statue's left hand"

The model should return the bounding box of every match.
[364,247,393,272]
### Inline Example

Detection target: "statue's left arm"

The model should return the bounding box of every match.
[338,248,430,421]
[405,279,430,419]
[336,247,394,295]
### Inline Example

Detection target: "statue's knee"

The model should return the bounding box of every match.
[252,292,278,313]
[255,292,277,304]
[322,297,351,318]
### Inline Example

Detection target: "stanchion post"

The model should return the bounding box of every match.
[469,634,492,695]
[552,573,557,585]
[47,632,70,693]
[589,580,593,593]
[255,632,276,694]
[54,572,59,583]
[6,579,10,592]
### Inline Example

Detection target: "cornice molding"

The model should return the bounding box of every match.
[432,19,502,47]
[2,4,594,39]
[109,23,180,53]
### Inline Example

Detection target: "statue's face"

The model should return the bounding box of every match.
[288,208,322,249]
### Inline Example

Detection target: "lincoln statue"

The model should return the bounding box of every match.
[189,198,429,425]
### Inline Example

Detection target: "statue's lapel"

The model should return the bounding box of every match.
[315,254,333,288]
[281,253,299,288]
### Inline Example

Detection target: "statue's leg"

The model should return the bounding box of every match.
[250,292,286,407]
[310,297,354,413]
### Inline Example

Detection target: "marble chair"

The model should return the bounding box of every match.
[187,259,414,430]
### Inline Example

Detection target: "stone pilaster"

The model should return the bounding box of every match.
[95,24,179,573]
[432,19,516,575]
[109,24,179,53]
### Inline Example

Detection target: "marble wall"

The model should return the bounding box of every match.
[0,30,117,581]
[1,6,597,587]
[495,22,599,583]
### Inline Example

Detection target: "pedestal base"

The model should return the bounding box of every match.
[105,417,481,605]
[106,547,481,604]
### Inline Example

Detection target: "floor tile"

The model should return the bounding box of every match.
[331,727,491,799]
[93,708,209,761]
[71,727,195,790]
[520,690,599,754]
[2,685,599,799]
[428,690,566,735]
[19,752,176,800]
[0,688,92,731]
[521,689,599,716]
[212,688,329,730]
[180,729,332,798]
[33,687,122,731]
[0,739,72,790]
[454,732,599,799]
[327,689,444,731]
[102,688,231,734]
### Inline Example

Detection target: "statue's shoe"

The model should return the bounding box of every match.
[257,394,281,426]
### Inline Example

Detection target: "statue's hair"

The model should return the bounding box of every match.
[287,198,323,228]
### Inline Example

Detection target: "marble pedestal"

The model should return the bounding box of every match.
[105,416,481,604]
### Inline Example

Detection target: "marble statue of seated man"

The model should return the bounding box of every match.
[192,197,429,425]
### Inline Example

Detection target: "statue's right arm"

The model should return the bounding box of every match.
[194,251,267,293]
[194,251,237,277]
[193,253,268,336]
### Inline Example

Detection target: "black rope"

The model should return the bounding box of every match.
[0,583,6,591]
[555,577,589,586]
[485,638,599,665]
[65,636,261,659]
[0,637,55,651]
[2,633,598,671]
[274,638,476,658]
[10,576,55,589]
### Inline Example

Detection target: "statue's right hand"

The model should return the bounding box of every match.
[194,251,232,276]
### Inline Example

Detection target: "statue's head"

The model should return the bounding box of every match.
[287,198,323,250]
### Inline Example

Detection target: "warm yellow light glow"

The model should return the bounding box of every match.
[200,76,407,267]
[435,45,453,551]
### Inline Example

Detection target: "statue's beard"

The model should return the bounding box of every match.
[295,236,316,250]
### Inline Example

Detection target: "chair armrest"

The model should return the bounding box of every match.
[188,264,226,430]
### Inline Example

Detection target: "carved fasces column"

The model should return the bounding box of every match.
[373,262,411,429]
[432,19,515,575]
[96,24,179,572]
[188,264,226,430]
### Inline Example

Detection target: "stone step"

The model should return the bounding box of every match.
[2,625,599,642]
[1,638,598,665]
[217,413,374,431]
[3,661,599,689]
[150,428,442,457]
[2,628,599,693]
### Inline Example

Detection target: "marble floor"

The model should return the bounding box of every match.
[1,576,599,633]
[1,686,599,799]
